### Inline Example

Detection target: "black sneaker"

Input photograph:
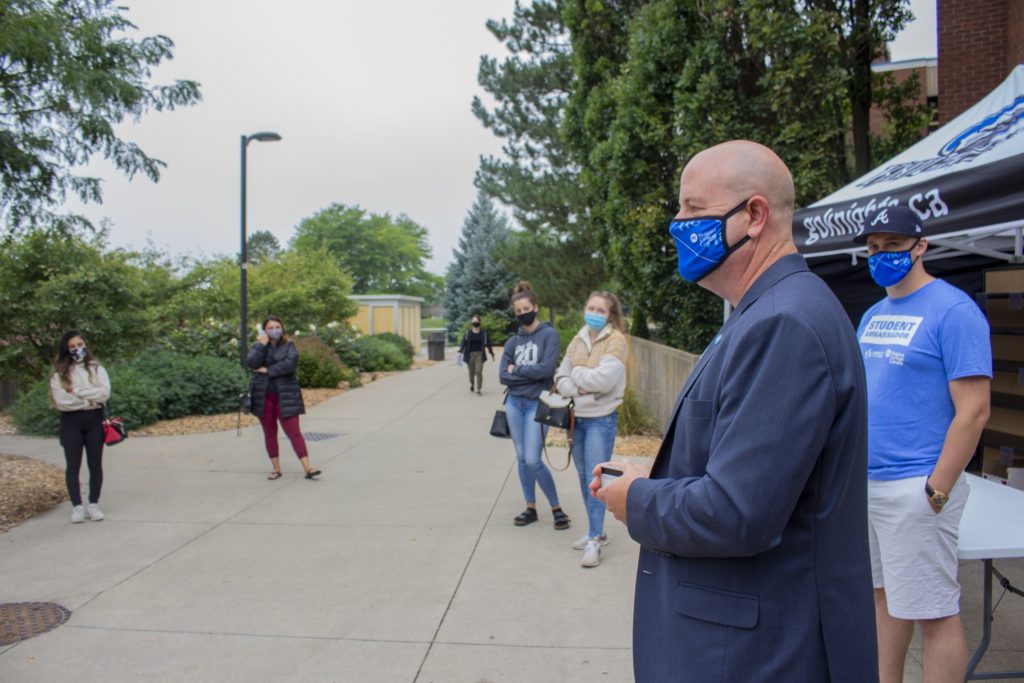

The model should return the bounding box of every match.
[514,508,538,526]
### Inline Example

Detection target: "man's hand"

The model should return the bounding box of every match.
[255,367,268,374]
[591,458,651,525]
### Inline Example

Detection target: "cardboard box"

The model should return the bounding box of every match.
[986,267,1024,294]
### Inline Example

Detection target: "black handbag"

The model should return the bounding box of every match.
[490,388,511,438]
[534,387,575,471]
[534,389,574,430]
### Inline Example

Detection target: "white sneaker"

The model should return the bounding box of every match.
[581,539,601,568]
[87,503,104,521]
[572,533,608,550]
[70,505,85,523]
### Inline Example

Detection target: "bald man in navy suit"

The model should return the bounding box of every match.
[594,141,878,682]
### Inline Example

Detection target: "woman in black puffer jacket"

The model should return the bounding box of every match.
[246,315,321,480]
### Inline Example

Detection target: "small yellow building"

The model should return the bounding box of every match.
[349,295,424,352]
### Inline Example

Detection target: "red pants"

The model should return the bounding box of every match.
[260,392,308,460]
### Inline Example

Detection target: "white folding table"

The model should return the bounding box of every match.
[959,474,1024,680]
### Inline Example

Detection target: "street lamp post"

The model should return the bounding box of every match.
[239,131,281,365]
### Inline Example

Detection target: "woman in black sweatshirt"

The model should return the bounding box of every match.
[459,314,495,394]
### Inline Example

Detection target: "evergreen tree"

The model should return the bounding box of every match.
[443,193,514,334]
[474,0,606,313]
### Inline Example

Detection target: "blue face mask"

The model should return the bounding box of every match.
[267,328,283,341]
[868,240,919,287]
[584,313,608,331]
[668,199,750,283]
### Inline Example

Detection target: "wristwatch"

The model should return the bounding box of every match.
[924,480,949,509]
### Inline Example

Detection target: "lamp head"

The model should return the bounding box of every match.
[247,131,281,143]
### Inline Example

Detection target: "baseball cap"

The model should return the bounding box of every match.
[852,205,924,244]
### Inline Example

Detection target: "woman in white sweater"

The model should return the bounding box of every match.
[50,330,111,523]
[554,292,628,568]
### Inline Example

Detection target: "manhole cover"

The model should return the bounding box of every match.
[0,602,71,645]
[302,432,341,442]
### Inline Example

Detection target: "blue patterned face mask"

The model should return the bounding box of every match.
[668,199,750,283]
[868,240,920,287]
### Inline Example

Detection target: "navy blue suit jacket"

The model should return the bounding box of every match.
[626,254,877,682]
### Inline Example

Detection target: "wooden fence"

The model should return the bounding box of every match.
[626,336,700,433]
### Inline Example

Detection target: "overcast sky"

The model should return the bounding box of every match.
[73,0,938,274]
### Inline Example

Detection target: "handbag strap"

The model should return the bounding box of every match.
[539,404,575,472]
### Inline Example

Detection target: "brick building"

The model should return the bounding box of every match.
[938,0,1024,123]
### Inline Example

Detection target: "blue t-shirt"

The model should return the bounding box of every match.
[857,279,991,480]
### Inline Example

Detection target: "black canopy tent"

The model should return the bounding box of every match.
[793,65,1024,325]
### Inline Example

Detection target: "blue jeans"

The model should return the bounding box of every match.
[572,413,618,538]
[505,394,560,507]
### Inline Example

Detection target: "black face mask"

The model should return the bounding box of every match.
[516,311,537,327]
[471,321,480,328]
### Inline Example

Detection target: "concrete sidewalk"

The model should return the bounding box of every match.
[1,356,1022,682]
[0,357,634,682]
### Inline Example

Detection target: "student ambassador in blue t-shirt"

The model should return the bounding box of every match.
[855,206,991,683]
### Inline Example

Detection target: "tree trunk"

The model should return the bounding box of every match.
[850,0,873,176]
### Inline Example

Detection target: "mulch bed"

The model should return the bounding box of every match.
[545,433,661,458]
[0,455,67,532]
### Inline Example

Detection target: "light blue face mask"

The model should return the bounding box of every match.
[868,239,920,287]
[267,328,283,341]
[668,199,750,283]
[584,313,608,331]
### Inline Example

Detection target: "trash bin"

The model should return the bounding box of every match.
[427,332,446,361]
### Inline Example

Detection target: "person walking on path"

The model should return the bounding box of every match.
[554,292,627,568]
[247,315,321,481]
[593,141,877,682]
[50,330,111,524]
[499,282,570,531]
[854,206,992,683]
[458,314,495,395]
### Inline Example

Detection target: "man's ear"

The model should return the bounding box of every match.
[916,237,929,257]
[745,195,770,238]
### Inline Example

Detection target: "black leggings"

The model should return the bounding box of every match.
[60,409,105,506]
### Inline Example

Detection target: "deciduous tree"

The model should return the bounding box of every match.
[0,0,201,230]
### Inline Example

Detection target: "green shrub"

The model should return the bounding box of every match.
[554,310,584,354]
[314,322,363,369]
[9,380,60,436]
[371,332,415,360]
[617,387,659,436]
[294,337,345,388]
[10,365,164,435]
[125,350,248,418]
[355,336,411,371]
[106,365,163,428]
[158,321,240,363]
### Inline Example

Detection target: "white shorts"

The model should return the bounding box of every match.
[868,473,969,620]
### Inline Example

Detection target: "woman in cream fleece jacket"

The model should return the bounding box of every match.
[50,330,111,523]
[555,292,628,568]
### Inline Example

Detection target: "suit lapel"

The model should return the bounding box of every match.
[650,331,725,474]
[646,255,811,478]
